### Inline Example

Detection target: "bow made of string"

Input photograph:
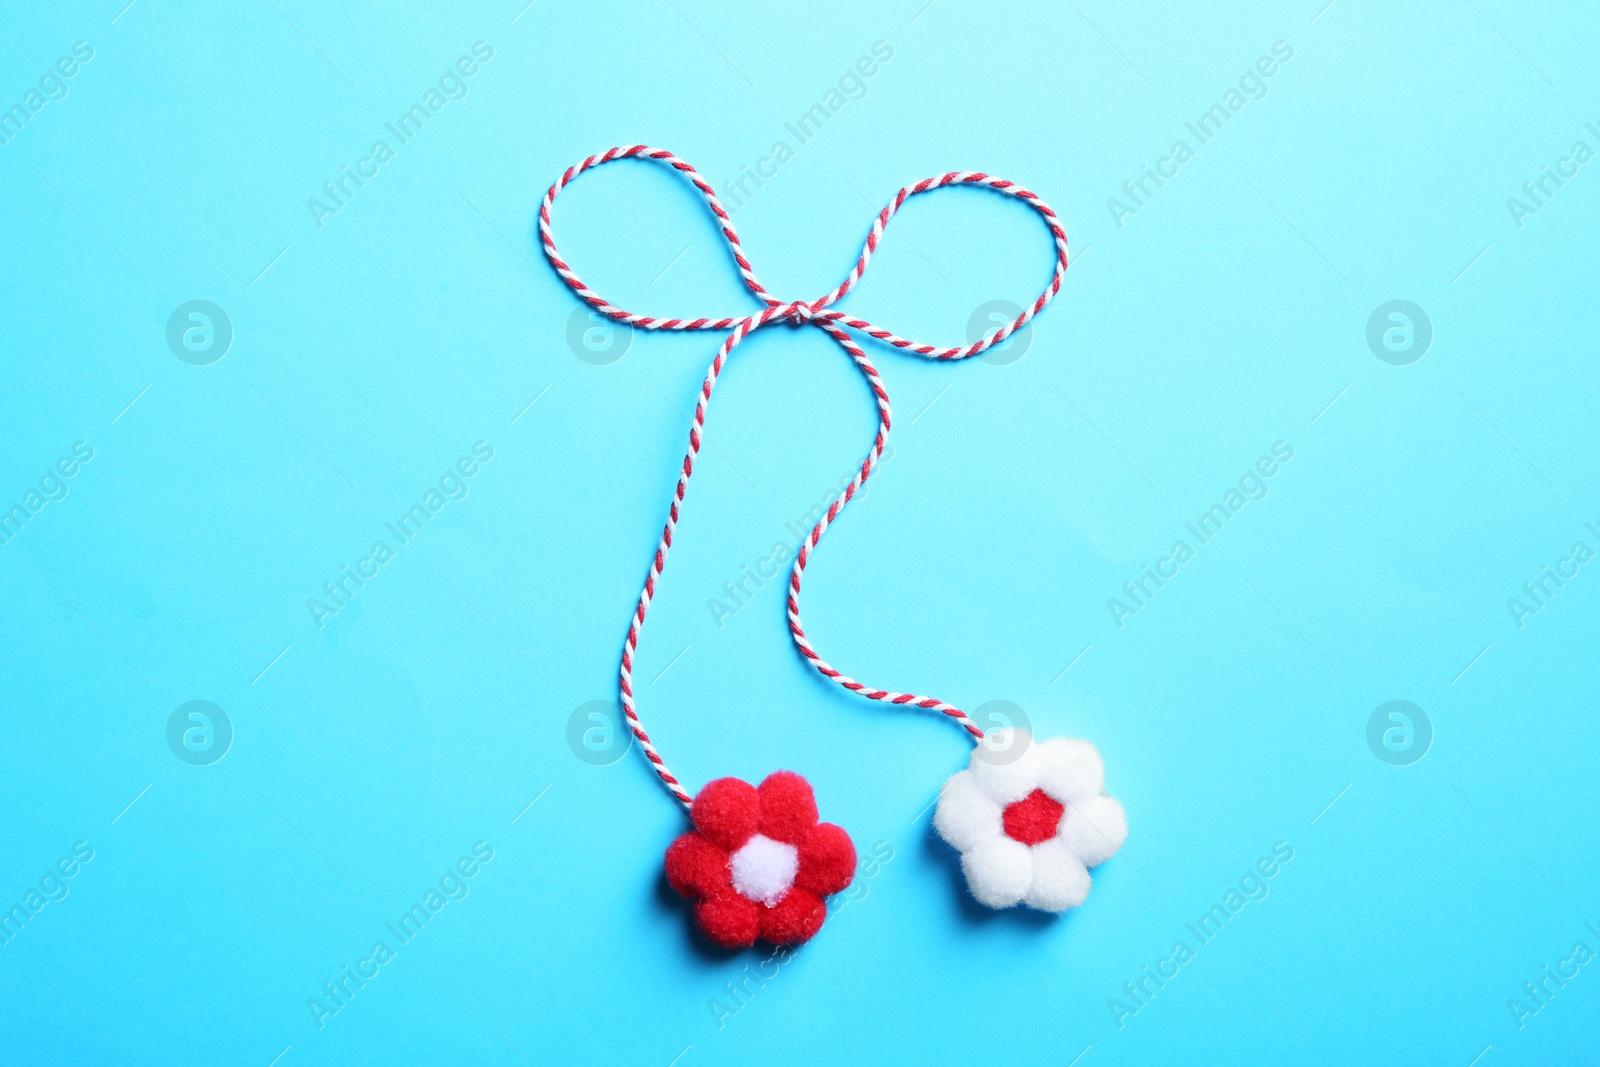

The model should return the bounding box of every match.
[539,145,1069,809]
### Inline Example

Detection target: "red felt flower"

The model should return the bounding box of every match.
[665,771,857,949]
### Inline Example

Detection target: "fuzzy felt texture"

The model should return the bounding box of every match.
[934,728,1126,912]
[729,834,800,906]
[1001,789,1066,846]
[665,772,856,948]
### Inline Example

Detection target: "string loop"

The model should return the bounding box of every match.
[539,145,1070,809]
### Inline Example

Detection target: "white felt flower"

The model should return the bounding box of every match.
[934,727,1126,912]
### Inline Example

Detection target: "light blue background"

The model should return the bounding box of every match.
[3,0,1598,1063]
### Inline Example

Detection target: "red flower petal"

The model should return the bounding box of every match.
[760,887,827,945]
[694,890,761,949]
[664,832,731,899]
[757,771,819,844]
[691,778,761,852]
[795,822,856,897]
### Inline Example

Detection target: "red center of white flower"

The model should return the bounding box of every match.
[1002,789,1065,846]
[729,834,799,906]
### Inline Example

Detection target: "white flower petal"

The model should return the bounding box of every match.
[969,727,1042,804]
[1024,838,1092,912]
[961,837,1033,909]
[1034,737,1104,803]
[933,770,1002,853]
[1057,793,1127,868]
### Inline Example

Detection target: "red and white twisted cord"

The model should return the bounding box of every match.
[539,145,1070,810]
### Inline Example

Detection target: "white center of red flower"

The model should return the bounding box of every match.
[729,834,799,906]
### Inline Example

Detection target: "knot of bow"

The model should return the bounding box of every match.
[780,300,821,326]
